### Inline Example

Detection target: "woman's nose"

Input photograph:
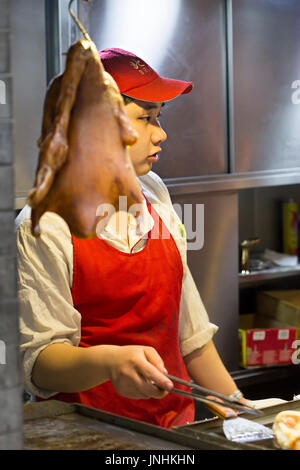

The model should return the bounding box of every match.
[152,126,167,145]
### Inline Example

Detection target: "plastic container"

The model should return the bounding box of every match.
[282,199,298,255]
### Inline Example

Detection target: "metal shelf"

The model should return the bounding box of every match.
[165,168,300,196]
[239,264,300,287]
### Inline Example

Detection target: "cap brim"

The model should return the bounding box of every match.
[123,76,194,102]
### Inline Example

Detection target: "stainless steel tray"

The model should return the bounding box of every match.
[175,398,300,450]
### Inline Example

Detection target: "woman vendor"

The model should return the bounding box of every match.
[16,48,246,429]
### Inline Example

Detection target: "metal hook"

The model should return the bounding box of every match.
[68,0,92,42]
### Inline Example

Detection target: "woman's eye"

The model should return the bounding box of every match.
[139,116,151,122]
[139,114,161,123]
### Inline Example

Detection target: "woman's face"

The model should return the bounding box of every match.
[125,99,167,176]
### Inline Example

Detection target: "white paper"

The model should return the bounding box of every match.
[249,398,287,409]
[263,249,298,267]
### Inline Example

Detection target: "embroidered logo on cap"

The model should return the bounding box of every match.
[129,59,149,75]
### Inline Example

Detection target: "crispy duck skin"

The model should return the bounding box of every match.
[28,39,143,238]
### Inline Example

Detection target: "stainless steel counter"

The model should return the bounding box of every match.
[23,401,192,450]
[23,399,300,450]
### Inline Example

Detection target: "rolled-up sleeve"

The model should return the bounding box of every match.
[179,265,219,357]
[17,212,81,398]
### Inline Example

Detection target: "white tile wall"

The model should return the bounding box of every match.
[0,0,23,450]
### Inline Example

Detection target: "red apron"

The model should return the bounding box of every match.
[54,199,194,428]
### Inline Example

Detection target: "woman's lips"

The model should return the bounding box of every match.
[147,153,160,162]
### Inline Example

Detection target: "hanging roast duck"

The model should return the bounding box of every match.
[27,1,143,238]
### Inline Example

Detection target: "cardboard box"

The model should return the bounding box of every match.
[239,314,298,368]
[256,290,300,327]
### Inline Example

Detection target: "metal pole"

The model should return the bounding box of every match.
[45,0,60,84]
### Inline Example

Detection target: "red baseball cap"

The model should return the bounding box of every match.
[99,48,193,102]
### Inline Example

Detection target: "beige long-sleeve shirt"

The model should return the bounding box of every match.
[16,171,218,398]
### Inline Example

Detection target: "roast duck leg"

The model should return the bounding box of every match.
[27,39,143,238]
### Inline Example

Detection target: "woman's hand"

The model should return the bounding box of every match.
[108,345,174,399]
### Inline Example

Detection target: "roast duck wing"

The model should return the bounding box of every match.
[27,39,143,238]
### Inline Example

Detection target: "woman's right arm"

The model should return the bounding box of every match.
[32,342,173,399]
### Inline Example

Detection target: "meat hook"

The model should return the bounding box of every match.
[68,0,92,42]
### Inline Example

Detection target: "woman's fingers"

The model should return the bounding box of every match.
[141,347,173,394]
[143,346,168,374]
[110,345,174,399]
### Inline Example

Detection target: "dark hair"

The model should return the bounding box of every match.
[121,94,166,108]
[122,94,135,105]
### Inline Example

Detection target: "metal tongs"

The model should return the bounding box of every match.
[165,374,263,417]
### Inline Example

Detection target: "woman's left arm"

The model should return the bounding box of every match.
[183,340,241,397]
